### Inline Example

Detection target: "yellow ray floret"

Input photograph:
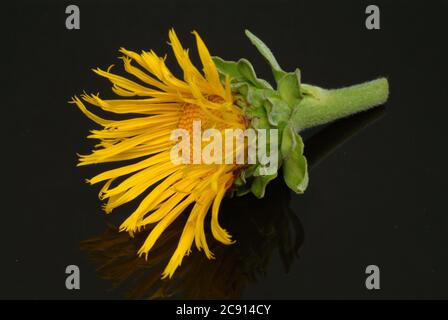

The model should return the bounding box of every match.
[71,29,247,278]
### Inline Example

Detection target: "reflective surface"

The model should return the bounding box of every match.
[2,0,448,299]
[80,107,383,299]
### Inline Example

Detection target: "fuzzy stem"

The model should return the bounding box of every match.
[292,78,389,132]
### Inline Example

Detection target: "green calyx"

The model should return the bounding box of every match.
[213,30,389,198]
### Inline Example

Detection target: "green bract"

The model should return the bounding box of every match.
[213,30,389,198]
[212,30,308,198]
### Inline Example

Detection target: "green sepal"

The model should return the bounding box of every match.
[213,31,310,198]
[237,59,273,89]
[235,185,252,197]
[243,164,257,179]
[233,83,267,109]
[212,56,273,90]
[280,124,297,159]
[244,30,286,82]
[250,116,271,130]
[277,69,302,106]
[212,56,242,80]
[283,133,309,194]
[264,96,291,127]
[233,175,245,187]
[244,30,302,107]
[250,172,278,199]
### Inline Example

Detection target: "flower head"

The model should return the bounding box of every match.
[72,28,388,278]
[72,29,247,278]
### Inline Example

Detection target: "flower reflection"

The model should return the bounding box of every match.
[81,106,385,299]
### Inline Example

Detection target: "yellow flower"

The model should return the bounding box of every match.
[71,29,247,278]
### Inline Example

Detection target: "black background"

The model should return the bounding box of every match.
[1,0,447,299]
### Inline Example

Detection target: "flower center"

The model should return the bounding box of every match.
[178,96,247,133]
[176,97,249,165]
[178,104,225,133]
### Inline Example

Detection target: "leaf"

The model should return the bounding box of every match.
[283,133,309,194]
[277,69,302,106]
[245,30,286,82]
[251,172,278,199]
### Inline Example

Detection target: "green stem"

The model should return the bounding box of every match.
[292,78,389,132]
